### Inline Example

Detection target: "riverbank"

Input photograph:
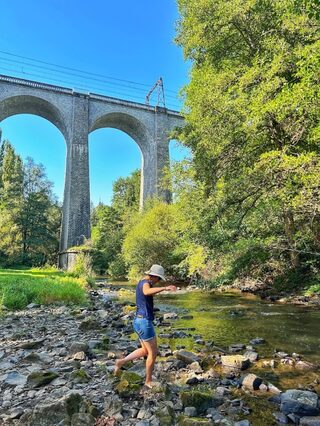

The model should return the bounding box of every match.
[0,268,88,310]
[0,282,319,425]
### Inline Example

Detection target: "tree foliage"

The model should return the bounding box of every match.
[0,137,61,266]
[176,0,320,286]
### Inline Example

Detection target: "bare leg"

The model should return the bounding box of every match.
[114,341,147,374]
[141,337,158,386]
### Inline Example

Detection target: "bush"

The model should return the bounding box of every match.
[123,202,184,281]
[68,252,96,287]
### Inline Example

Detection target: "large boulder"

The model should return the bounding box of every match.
[17,392,84,426]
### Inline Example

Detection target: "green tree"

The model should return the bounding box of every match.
[176,0,320,285]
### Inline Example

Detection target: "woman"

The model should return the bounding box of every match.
[114,264,177,388]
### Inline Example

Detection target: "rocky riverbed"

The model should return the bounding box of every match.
[0,284,319,426]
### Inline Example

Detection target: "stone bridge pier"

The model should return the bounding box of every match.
[0,75,184,267]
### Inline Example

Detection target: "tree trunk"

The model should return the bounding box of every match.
[283,210,299,269]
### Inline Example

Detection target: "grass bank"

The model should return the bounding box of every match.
[0,267,88,310]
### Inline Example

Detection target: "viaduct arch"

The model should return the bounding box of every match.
[0,75,184,266]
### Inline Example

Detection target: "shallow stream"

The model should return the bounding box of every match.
[108,282,320,390]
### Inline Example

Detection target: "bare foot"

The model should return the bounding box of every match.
[114,359,124,375]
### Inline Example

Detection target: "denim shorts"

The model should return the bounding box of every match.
[133,317,156,342]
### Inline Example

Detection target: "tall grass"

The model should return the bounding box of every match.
[0,268,88,310]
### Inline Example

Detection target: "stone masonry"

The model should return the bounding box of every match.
[0,74,184,265]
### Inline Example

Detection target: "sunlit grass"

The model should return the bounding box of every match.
[0,267,88,310]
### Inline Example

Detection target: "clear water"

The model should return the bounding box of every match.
[108,282,320,388]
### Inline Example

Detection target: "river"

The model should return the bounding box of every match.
[107,282,320,391]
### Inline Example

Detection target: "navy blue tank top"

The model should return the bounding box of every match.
[136,279,154,320]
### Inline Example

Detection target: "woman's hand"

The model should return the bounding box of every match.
[165,285,177,292]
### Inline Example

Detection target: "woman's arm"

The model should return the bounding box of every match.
[143,283,177,296]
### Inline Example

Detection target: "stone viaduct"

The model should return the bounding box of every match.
[0,74,184,265]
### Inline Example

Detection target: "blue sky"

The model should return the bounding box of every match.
[0,0,190,205]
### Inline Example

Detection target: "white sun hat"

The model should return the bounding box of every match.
[145,264,166,281]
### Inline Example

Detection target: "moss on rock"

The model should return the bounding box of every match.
[27,371,59,388]
[180,391,214,414]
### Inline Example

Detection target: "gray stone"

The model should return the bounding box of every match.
[70,342,89,355]
[220,355,250,370]
[175,350,201,365]
[243,350,259,362]
[4,371,27,386]
[273,412,289,424]
[281,390,319,408]
[184,407,197,417]
[71,413,96,425]
[242,373,263,390]
[234,421,251,426]
[300,417,320,425]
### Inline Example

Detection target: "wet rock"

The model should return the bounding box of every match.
[242,373,263,391]
[175,350,201,365]
[220,355,250,370]
[27,370,59,388]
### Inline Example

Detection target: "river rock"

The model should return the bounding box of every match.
[295,360,317,370]
[163,312,178,320]
[27,370,59,388]
[70,341,89,355]
[17,392,84,425]
[18,339,45,349]
[180,390,222,414]
[79,317,100,331]
[229,343,245,353]
[184,407,197,416]
[299,417,320,425]
[281,389,319,407]
[220,355,250,370]
[243,350,258,362]
[175,350,201,365]
[70,413,96,425]
[242,374,263,390]
[178,417,213,425]
[249,337,265,345]
[4,371,27,386]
